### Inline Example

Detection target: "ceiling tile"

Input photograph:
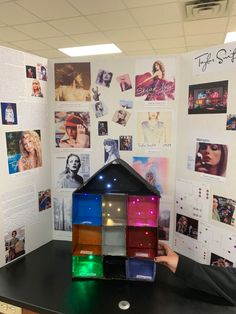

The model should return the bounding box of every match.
[48,17,98,35]
[155,47,187,55]
[141,23,184,39]
[70,32,110,45]
[130,3,182,26]
[0,27,30,41]
[0,42,20,50]
[31,49,66,58]
[227,16,236,31]
[187,46,208,52]
[124,0,175,7]
[86,11,137,31]
[68,0,126,14]
[0,2,40,25]
[16,0,80,20]
[186,33,225,46]
[184,18,228,35]
[13,39,51,51]
[116,40,153,51]
[40,36,78,49]
[151,37,185,49]
[229,1,236,16]
[14,22,62,39]
[104,28,146,42]
[124,49,156,56]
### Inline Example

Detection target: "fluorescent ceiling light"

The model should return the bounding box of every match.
[59,43,122,57]
[224,32,236,43]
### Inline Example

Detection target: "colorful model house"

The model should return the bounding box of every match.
[72,159,160,281]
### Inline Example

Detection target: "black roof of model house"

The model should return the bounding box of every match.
[73,158,160,196]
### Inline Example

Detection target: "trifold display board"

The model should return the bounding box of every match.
[72,159,160,281]
[1,40,236,271]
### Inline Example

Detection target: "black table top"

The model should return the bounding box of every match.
[0,240,235,314]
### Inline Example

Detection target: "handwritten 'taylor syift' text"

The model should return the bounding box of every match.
[194,48,236,72]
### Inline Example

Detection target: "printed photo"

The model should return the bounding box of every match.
[26,65,36,78]
[112,109,130,127]
[91,86,101,101]
[6,130,42,174]
[5,227,25,264]
[120,135,132,151]
[158,209,170,241]
[120,99,133,109]
[210,253,233,267]
[188,80,228,114]
[104,139,120,164]
[137,111,172,148]
[54,62,91,101]
[96,69,113,88]
[53,196,72,231]
[98,121,108,136]
[93,101,108,118]
[31,79,43,97]
[133,156,169,195]
[212,195,236,226]
[226,114,236,130]
[38,189,51,212]
[1,102,17,125]
[117,74,132,92]
[37,63,48,81]
[55,111,90,148]
[135,58,175,101]
[194,142,228,177]
[55,153,90,189]
[176,213,198,239]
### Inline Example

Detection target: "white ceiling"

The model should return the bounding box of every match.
[0,0,235,59]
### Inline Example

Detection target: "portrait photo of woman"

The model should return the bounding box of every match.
[135,59,175,101]
[103,139,120,164]
[143,112,165,143]
[96,69,113,88]
[31,79,43,97]
[212,195,221,221]
[54,63,91,101]
[194,142,228,177]
[57,154,84,189]
[18,130,42,172]
[117,74,132,92]
[94,101,108,118]
[26,65,36,78]
[176,214,198,239]
[112,109,130,127]
[57,113,90,149]
[5,227,25,263]
[1,102,17,125]
[6,130,42,174]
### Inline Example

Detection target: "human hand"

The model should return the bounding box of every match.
[195,153,210,173]
[76,125,89,148]
[154,242,179,273]
[77,124,86,135]
[195,160,210,173]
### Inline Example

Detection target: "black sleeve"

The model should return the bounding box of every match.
[175,255,236,305]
